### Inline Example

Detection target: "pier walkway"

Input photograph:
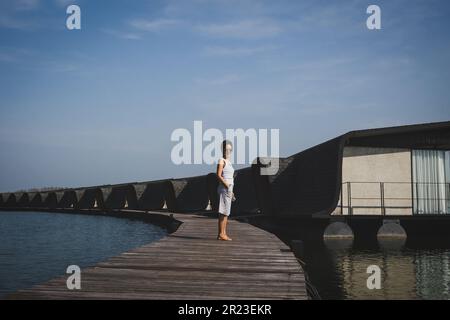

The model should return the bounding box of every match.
[8,212,307,300]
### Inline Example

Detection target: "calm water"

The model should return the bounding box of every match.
[0,211,166,298]
[303,239,450,300]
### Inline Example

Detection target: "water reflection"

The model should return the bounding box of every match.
[304,238,450,299]
[415,250,450,299]
[378,238,406,250]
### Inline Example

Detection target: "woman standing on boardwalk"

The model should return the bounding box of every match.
[216,140,235,241]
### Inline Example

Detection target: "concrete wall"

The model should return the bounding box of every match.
[252,136,344,216]
[5,193,17,207]
[166,176,209,212]
[103,185,138,210]
[231,167,259,215]
[59,190,78,208]
[76,188,104,209]
[42,192,57,208]
[29,193,43,208]
[333,146,413,215]
[134,181,166,210]
[17,193,29,207]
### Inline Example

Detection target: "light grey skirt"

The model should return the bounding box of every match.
[217,183,233,216]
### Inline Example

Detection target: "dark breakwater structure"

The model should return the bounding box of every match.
[1,121,450,299]
[2,121,450,242]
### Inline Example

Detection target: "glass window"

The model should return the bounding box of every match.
[412,150,450,214]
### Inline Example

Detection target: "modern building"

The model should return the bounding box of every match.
[253,121,450,217]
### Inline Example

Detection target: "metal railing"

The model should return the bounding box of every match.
[338,182,450,215]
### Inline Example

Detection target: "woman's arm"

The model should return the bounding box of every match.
[216,159,229,189]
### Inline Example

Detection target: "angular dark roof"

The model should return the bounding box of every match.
[344,120,450,150]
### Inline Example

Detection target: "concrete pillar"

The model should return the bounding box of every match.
[377,219,407,239]
[323,221,354,239]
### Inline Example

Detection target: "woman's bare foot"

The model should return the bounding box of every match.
[217,234,232,241]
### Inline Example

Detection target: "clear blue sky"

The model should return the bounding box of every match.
[1,0,449,192]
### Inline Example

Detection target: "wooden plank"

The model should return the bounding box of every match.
[7,212,307,300]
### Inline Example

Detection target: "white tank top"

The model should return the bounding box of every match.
[220,158,234,183]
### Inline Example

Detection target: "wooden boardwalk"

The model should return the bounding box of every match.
[8,212,307,300]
